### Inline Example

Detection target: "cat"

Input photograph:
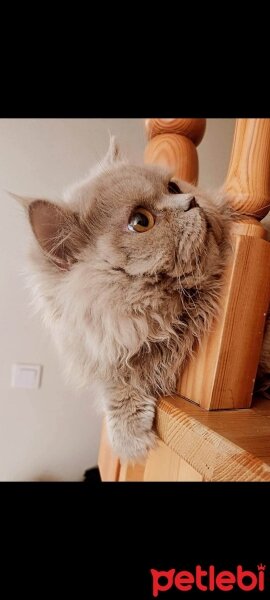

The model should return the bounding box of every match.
[16,138,270,461]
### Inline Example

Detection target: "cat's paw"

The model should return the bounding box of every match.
[108,424,157,463]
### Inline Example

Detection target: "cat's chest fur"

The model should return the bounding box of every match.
[50,264,223,396]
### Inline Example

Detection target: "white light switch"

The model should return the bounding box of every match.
[11,364,42,389]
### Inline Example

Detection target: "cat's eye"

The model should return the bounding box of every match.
[128,208,155,233]
[168,180,182,194]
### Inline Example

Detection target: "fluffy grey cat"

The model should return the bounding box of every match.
[17,138,270,461]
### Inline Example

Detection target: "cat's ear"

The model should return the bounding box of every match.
[104,135,121,165]
[83,135,123,181]
[10,193,79,269]
[28,200,83,270]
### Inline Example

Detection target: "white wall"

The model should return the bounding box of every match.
[0,118,235,481]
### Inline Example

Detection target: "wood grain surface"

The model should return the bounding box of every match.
[148,396,270,481]
[144,134,199,184]
[178,229,270,409]
[223,119,270,219]
[145,118,206,146]
[98,420,120,481]
[119,462,145,482]
[144,442,203,481]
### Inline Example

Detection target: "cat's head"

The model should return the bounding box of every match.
[19,137,230,290]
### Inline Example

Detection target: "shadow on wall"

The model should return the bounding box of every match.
[32,467,101,482]
[33,472,61,482]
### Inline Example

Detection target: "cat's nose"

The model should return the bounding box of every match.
[184,197,198,212]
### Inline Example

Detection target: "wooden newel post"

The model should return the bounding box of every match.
[145,118,270,410]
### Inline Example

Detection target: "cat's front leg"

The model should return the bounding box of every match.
[105,382,158,462]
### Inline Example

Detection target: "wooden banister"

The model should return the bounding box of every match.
[99,119,270,481]
[144,118,270,410]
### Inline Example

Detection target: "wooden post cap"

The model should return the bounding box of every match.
[145,118,206,146]
[144,133,199,185]
[223,119,270,220]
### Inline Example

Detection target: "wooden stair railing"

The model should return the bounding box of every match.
[145,118,270,410]
[98,118,270,481]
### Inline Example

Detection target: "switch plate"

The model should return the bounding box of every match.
[11,364,42,389]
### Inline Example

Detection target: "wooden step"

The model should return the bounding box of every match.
[143,396,270,481]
